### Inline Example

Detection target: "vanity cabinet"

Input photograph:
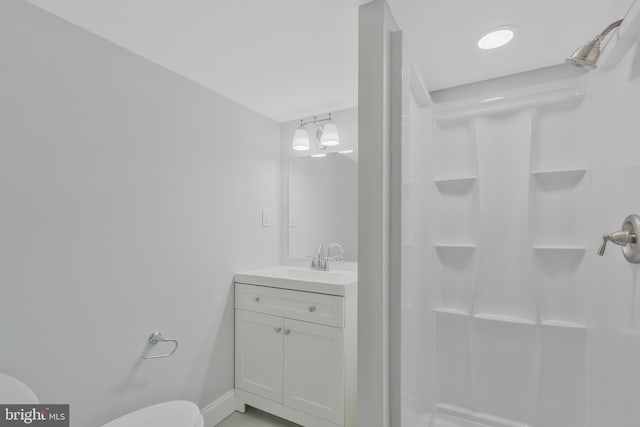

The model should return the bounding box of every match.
[283,318,344,423]
[235,310,284,402]
[233,268,357,427]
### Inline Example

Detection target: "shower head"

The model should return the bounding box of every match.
[566,40,602,69]
[566,19,623,70]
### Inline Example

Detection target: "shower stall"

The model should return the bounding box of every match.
[358,1,640,426]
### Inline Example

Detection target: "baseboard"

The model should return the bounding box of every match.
[201,390,236,427]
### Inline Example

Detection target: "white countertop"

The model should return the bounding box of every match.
[234,265,357,296]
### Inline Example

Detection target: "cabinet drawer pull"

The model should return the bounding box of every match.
[284,329,291,335]
[274,327,282,333]
[308,305,317,312]
[253,297,260,303]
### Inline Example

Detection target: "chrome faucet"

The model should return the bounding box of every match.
[327,242,345,262]
[311,244,329,271]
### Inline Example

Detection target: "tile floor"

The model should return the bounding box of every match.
[215,406,301,427]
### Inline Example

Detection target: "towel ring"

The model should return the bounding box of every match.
[142,331,179,360]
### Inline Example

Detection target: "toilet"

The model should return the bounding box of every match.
[0,373,203,427]
[101,400,204,427]
[0,373,39,404]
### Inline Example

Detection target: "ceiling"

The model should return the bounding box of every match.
[24,0,634,122]
[24,0,360,123]
[387,0,634,92]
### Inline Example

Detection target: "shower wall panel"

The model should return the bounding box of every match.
[588,36,640,427]
[402,80,593,427]
[397,4,640,426]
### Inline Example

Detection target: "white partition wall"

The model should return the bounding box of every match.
[358,2,399,426]
[393,5,640,427]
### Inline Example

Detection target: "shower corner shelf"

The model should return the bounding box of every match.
[434,244,476,249]
[435,244,476,263]
[473,312,537,325]
[531,168,587,176]
[533,246,586,253]
[434,176,477,184]
[534,246,586,270]
[540,320,586,329]
[434,176,477,194]
[531,168,587,188]
[433,307,470,316]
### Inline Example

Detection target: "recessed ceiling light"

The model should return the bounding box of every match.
[477,26,516,50]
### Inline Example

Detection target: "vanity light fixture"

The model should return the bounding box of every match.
[292,121,310,151]
[477,26,516,50]
[291,113,340,152]
[320,121,339,147]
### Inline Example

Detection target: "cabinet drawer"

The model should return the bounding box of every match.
[235,283,344,327]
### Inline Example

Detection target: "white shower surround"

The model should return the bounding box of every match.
[398,5,640,427]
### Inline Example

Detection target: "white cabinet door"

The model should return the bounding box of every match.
[235,309,284,402]
[283,318,344,424]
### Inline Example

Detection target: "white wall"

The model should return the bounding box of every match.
[357,1,399,426]
[0,1,280,425]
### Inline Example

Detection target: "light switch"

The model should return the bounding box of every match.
[262,208,271,227]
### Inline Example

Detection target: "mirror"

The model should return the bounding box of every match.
[288,154,357,262]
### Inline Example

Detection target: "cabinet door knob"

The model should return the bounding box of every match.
[253,297,260,303]
[274,327,282,333]
[308,305,317,312]
[284,329,291,335]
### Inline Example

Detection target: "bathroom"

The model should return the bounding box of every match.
[2,0,640,426]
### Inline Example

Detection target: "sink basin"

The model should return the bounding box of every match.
[234,265,357,296]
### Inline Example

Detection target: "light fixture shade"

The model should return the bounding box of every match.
[320,123,339,147]
[292,127,310,151]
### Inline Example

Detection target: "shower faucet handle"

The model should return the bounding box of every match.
[597,231,635,256]
[597,214,640,263]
